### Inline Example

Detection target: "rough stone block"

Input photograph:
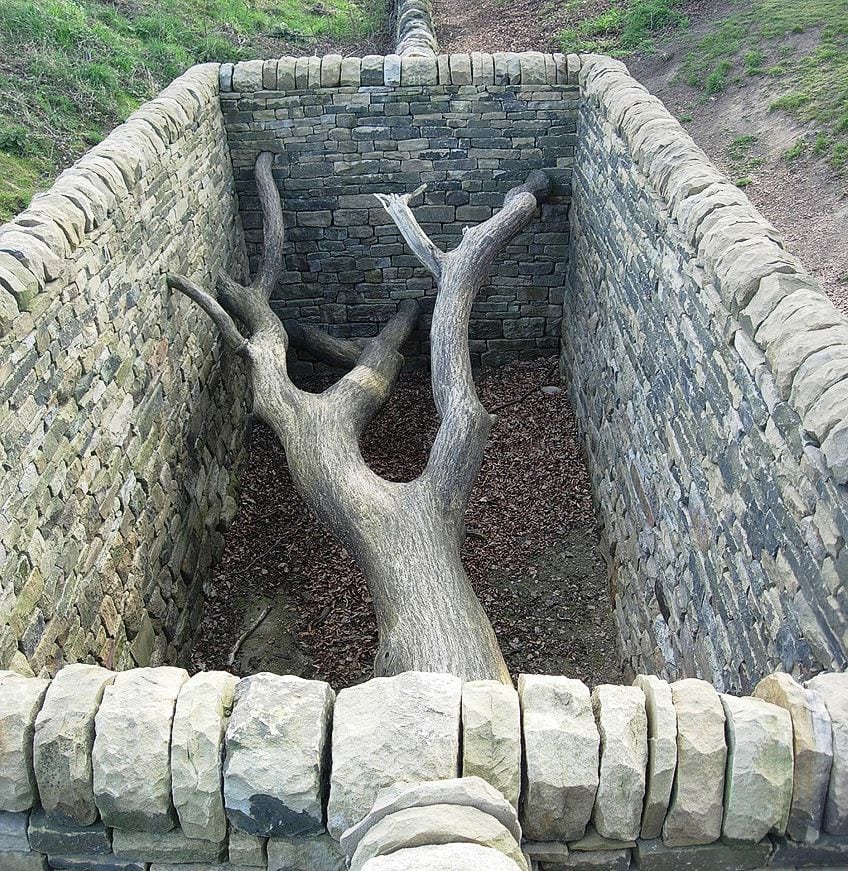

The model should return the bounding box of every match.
[326,671,462,840]
[401,56,437,86]
[267,833,346,871]
[384,55,401,87]
[662,678,726,846]
[519,51,547,85]
[720,693,793,842]
[232,60,263,92]
[321,54,342,88]
[461,680,521,808]
[27,807,110,854]
[770,831,848,867]
[0,809,30,851]
[340,57,361,87]
[449,54,472,85]
[634,675,677,839]
[92,666,188,832]
[359,843,524,869]
[112,826,226,863]
[33,663,114,826]
[0,852,47,870]
[634,837,772,870]
[754,672,833,841]
[171,671,238,841]
[518,674,599,841]
[591,684,647,841]
[806,672,848,835]
[0,672,50,812]
[276,57,296,90]
[224,673,334,837]
[227,827,266,866]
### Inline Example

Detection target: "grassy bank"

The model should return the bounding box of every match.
[0,0,385,220]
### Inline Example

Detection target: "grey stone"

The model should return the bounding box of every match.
[360,842,524,869]
[769,831,848,867]
[27,807,110,854]
[519,52,547,85]
[384,54,401,87]
[806,672,848,835]
[112,826,226,862]
[591,684,647,841]
[662,678,727,846]
[321,54,342,88]
[224,673,334,837]
[0,852,47,870]
[341,776,521,858]
[340,57,361,87]
[267,833,346,871]
[48,860,143,871]
[232,60,263,92]
[519,675,598,841]
[449,54,472,85]
[0,809,29,851]
[720,693,793,842]
[327,671,462,839]
[227,828,266,865]
[634,837,772,870]
[540,848,631,869]
[524,840,569,862]
[633,675,677,839]
[401,56,438,86]
[461,680,521,808]
[0,672,50,811]
[33,663,114,826]
[349,803,528,871]
[171,671,238,842]
[92,666,188,832]
[276,57,296,90]
[754,672,833,841]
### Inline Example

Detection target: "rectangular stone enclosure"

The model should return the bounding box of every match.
[0,52,846,692]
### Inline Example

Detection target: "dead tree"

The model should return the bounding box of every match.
[168,152,551,683]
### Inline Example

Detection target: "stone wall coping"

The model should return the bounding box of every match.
[220,52,581,94]
[0,63,221,322]
[578,53,848,484]
[1,666,847,869]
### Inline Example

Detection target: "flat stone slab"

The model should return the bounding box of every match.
[349,803,527,871]
[541,848,631,869]
[112,826,226,862]
[228,827,266,865]
[268,833,346,870]
[806,672,848,835]
[33,663,114,825]
[27,806,111,854]
[0,809,30,851]
[340,776,521,858]
[770,832,848,867]
[327,671,462,840]
[360,842,524,869]
[518,674,599,841]
[171,671,238,842]
[461,680,521,808]
[0,672,50,811]
[0,852,47,870]
[224,672,334,837]
[49,857,145,870]
[591,684,647,841]
[754,671,833,842]
[633,675,677,839]
[720,694,793,842]
[662,678,727,846]
[92,666,188,831]
[635,837,772,870]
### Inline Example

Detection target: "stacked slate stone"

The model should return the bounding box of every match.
[219,52,579,373]
[1,665,847,869]
[0,63,247,678]
[394,0,438,58]
[564,54,848,689]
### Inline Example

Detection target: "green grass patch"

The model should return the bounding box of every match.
[785,137,808,160]
[559,0,686,55]
[727,133,759,161]
[676,0,848,172]
[0,0,386,220]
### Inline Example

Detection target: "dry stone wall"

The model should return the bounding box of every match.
[0,65,249,678]
[563,55,848,692]
[219,52,578,371]
[1,666,848,870]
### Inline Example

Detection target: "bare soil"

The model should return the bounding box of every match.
[190,359,623,689]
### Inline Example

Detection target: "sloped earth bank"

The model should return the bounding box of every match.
[190,359,624,689]
[432,0,847,309]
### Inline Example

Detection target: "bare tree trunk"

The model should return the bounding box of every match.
[168,152,551,682]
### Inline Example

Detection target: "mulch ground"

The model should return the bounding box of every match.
[190,358,623,688]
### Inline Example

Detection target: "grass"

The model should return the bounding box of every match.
[559,0,687,55]
[677,0,848,170]
[0,0,386,220]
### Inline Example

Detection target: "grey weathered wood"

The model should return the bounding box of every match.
[168,152,551,682]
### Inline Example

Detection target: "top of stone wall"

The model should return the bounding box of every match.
[0,63,221,325]
[579,54,848,485]
[220,52,581,93]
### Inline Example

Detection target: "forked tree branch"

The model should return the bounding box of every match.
[374,184,445,280]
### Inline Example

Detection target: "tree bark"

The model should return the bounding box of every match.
[168,152,551,683]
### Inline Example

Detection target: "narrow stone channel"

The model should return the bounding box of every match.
[190,359,622,688]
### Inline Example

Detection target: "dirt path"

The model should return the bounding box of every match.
[190,360,623,689]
